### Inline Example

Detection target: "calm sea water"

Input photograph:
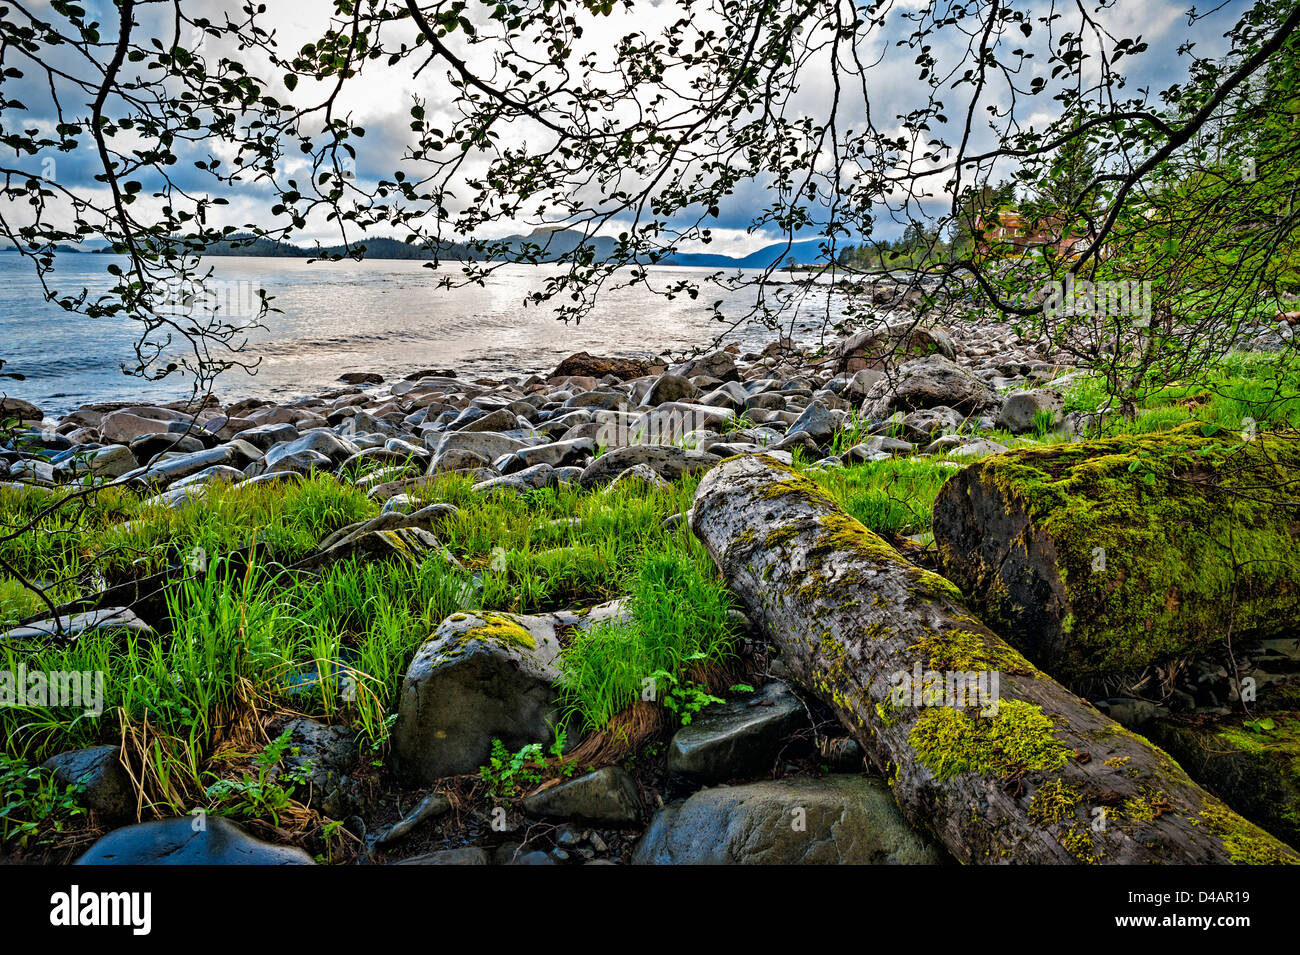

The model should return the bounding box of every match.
[0,253,843,416]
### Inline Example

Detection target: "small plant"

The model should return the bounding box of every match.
[648,663,724,726]
[479,738,546,798]
[0,756,87,850]
[204,729,312,826]
[728,683,755,694]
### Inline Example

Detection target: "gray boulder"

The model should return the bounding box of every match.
[996,388,1065,434]
[42,745,134,820]
[666,682,807,783]
[632,776,945,865]
[861,356,1000,418]
[521,766,641,826]
[75,816,315,865]
[393,611,563,784]
[578,445,720,489]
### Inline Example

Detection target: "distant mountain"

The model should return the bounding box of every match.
[3,230,832,268]
[196,228,832,268]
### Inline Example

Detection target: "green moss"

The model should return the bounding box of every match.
[909,627,1035,675]
[1060,826,1099,864]
[954,424,1300,677]
[458,612,537,651]
[1029,779,1083,824]
[909,699,1071,781]
[1198,801,1300,865]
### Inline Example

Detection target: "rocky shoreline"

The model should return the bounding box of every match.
[2,312,1298,865]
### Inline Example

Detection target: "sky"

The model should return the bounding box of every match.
[2,0,1251,255]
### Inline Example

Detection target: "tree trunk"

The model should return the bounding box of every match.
[691,453,1299,864]
[931,423,1300,682]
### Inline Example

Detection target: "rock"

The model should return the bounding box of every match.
[397,847,490,865]
[861,356,1000,418]
[932,426,1300,680]
[669,350,739,382]
[646,373,700,406]
[65,444,136,479]
[521,766,642,826]
[500,438,594,473]
[370,790,452,846]
[429,431,530,469]
[472,463,555,495]
[606,463,671,493]
[834,322,956,372]
[454,407,527,433]
[0,397,43,425]
[997,388,1065,434]
[578,445,720,489]
[128,432,206,461]
[551,352,648,381]
[778,400,838,445]
[2,606,152,644]
[393,611,563,784]
[265,448,334,476]
[944,438,1008,459]
[99,411,177,445]
[120,441,260,488]
[75,816,315,865]
[295,526,451,573]
[264,430,358,469]
[666,681,807,783]
[340,372,384,385]
[232,422,299,451]
[632,776,945,865]
[41,746,134,820]
[279,718,361,819]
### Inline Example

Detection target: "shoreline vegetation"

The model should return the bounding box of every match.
[2,302,1299,865]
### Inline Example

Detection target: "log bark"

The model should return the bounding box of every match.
[691,453,1299,864]
[931,424,1300,681]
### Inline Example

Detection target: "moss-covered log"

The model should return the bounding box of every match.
[691,454,1299,864]
[931,424,1300,680]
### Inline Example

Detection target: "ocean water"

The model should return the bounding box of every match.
[0,253,843,416]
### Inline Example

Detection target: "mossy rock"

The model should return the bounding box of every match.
[933,424,1300,680]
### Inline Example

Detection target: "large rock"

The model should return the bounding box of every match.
[42,745,134,820]
[667,681,807,783]
[393,611,563,784]
[0,397,43,425]
[997,388,1065,434]
[264,430,358,469]
[551,352,649,381]
[632,776,946,865]
[833,322,956,372]
[521,766,642,825]
[646,373,700,406]
[578,445,720,489]
[669,350,739,382]
[861,355,1000,418]
[75,816,315,864]
[933,425,1300,680]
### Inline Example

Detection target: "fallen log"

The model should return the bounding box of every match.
[691,454,1299,864]
[932,424,1300,681]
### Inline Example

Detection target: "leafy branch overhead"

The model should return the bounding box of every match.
[0,0,1297,411]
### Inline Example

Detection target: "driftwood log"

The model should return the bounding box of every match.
[932,424,1300,681]
[691,454,1299,864]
